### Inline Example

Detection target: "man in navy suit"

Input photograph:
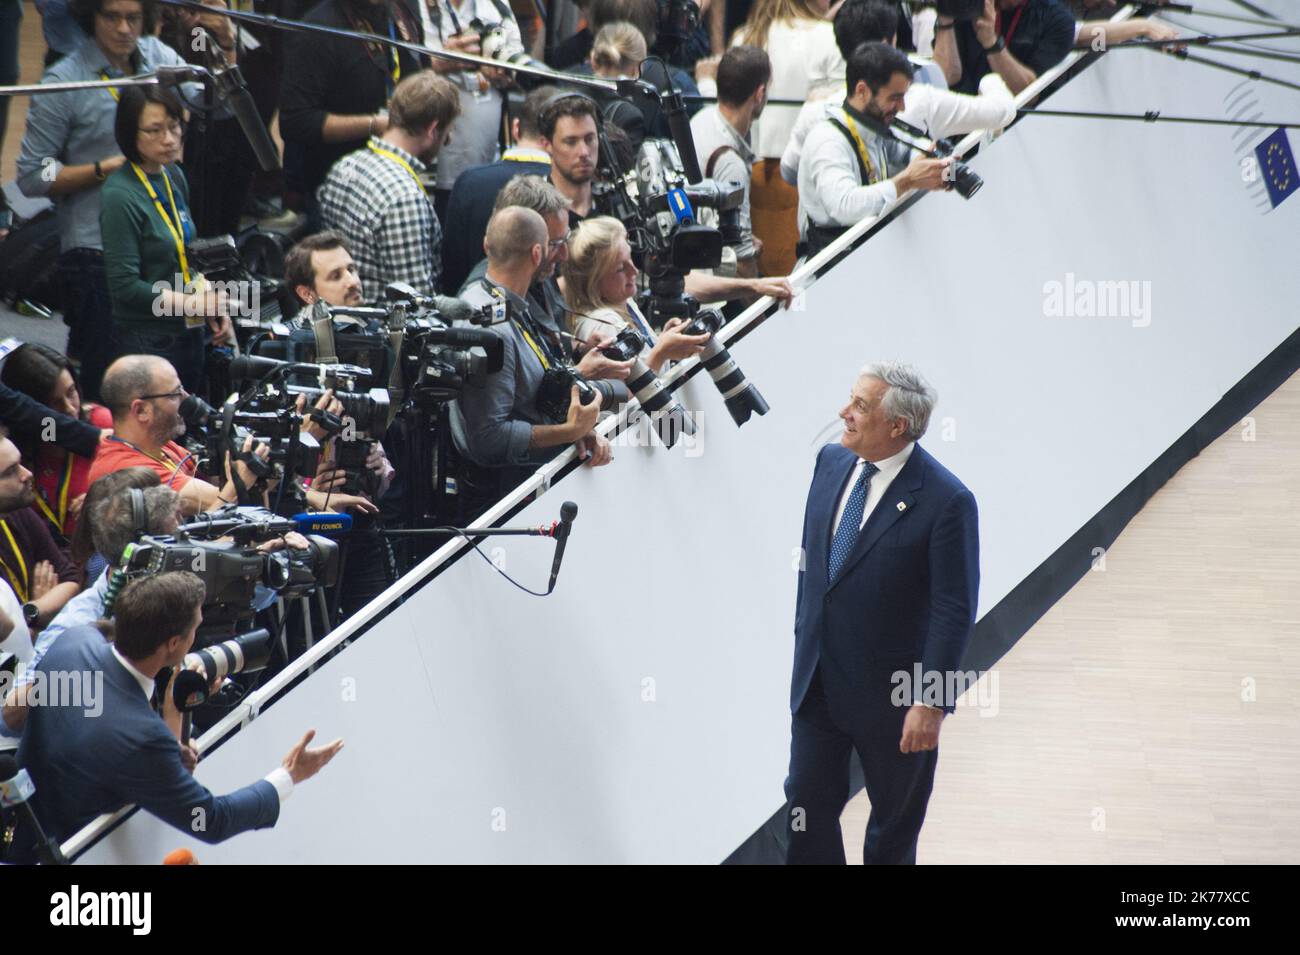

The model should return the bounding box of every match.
[17,572,343,855]
[787,361,979,864]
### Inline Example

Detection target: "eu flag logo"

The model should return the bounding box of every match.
[1254,128,1297,209]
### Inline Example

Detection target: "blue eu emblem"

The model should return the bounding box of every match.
[1254,128,1297,209]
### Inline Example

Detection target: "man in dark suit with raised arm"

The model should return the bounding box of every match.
[16,571,343,856]
[786,361,979,864]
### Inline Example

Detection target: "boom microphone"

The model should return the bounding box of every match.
[211,59,280,172]
[547,501,578,594]
[0,753,68,865]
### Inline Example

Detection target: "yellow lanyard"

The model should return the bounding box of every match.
[518,324,550,370]
[390,45,401,88]
[32,452,74,533]
[841,110,879,185]
[368,141,427,196]
[99,70,120,102]
[0,520,28,604]
[130,163,191,284]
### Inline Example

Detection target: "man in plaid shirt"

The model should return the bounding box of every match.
[319,71,461,297]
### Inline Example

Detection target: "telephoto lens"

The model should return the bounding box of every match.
[171,628,273,712]
[600,328,696,447]
[681,309,770,427]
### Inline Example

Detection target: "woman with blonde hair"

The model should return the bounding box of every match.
[561,217,709,375]
[733,0,844,276]
[589,21,648,78]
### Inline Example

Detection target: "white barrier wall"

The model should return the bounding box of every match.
[82,37,1299,863]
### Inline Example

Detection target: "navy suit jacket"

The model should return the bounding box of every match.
[17,625,280,848]
[792,443,980,723]
[441,157,551,296]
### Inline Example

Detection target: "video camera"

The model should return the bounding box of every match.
[385,283,504,409]
[120,505,340,640]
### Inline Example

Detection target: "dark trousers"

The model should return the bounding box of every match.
[784,667,938,865]
[57,250,117,403]
[116,324,207,397]
[0,1,19,161]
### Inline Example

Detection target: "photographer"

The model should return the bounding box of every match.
[451,207,612,517]
[0,436,81,636]
[415,0,524,217]
[0,343,114,539]
[563,216,709,372]
[441,84,555,296]
[15,0,195,401]
[2,467,176,736]
[278,0,425,223]
[92,355,269,514]
[932,0,1074,95]
[14,572,344,855]
[100,86,236,395]
[540,93,602,224]
[319,70,461,298]
[795,42,957,255]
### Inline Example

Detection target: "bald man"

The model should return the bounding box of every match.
[450,206,611,522]
[91,355,265,514]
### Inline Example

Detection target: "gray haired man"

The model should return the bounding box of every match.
[786,361,980,864]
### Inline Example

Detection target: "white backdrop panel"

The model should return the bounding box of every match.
[84,43,1299,863]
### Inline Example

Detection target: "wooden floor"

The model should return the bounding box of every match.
[2,2,45,188]
[841,371,1300,864]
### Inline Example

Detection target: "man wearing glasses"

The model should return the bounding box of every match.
[88,355,267,514]
[15,0,196,403]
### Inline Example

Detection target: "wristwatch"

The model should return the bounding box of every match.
[21,602,39,628]
[984,36,1007,55]
[94,160,107,182]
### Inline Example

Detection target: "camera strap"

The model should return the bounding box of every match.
[829,110,878,186]
[482,279,560,371]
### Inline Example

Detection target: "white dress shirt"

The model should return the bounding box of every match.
[832,442,916,536]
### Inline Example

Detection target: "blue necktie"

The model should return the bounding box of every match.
[828,461,879,581]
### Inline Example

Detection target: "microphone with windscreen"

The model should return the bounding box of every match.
[547,501,578,594]
[638,58,703,184]
[208,49,280,172]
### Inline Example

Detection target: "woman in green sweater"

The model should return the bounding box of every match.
[100,86,234,395]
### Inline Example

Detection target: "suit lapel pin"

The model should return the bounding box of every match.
[896,501,907,512]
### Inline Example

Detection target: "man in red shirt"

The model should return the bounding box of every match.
[92,356,263,514]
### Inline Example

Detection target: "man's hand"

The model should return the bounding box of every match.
[312,464,348,494]
[296,389,343,442]
[897,157,953,194]
[281,729,344,784]
[68,493,86,527]
[695,54,721,84]
[575,432,613,467]
[973,0,997,49]
[434,31,481,73]
[746,276,796,308]
[179,740,200,773]
[899,704,944,753]
[564,384,602,440]
[31,560,57,602]
[226,435,271,490]
[207,312,235,345]
[574,345,633,382]
[481,65,512,88]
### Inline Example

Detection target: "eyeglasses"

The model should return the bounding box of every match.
[139,387,186,402]
[97,11,144,28]
[547,234,571,251]
[138,121,185,140]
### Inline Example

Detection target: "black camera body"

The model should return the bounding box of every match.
[122,506,340,640]
[186,233,290,326]
[537,365,600,424]
[935,0,984,21]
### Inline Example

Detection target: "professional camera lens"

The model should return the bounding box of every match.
[949,160,983,200]
[601,328,696,447]
[172,628,273,711]
[681,309,770,427]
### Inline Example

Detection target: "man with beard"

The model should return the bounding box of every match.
[318,70,461,297]
[89,355,269,514]
[0,436,81,633]
[796,42,953,257]
[539,94,601,227]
